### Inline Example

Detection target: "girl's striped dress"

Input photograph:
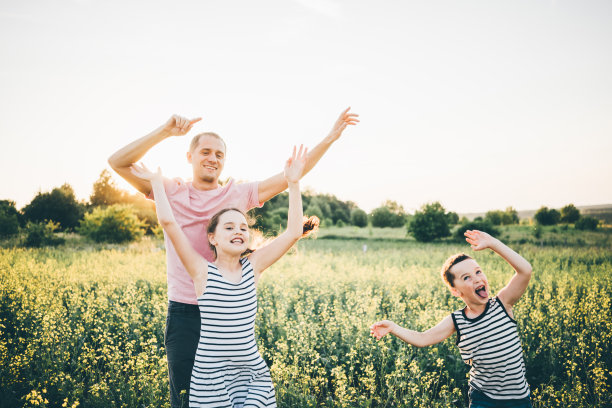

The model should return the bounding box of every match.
[451,297,530,400]
[189,258,276,408]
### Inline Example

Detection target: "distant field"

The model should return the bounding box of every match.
[1,227,611,407]
[459,204,612,224]
[317,224,612,248]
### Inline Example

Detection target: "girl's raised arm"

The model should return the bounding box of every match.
[249,146,313,280]
[131,163,207,296]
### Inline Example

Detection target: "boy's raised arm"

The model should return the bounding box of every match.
[465,230,532,309]
[370,316,455,347]
[257,108,359,203]
[108,115,201,196]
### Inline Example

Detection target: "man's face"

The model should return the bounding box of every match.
[187,135,226,184]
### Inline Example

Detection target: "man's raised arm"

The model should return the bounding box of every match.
[258,107,359,203]
[108,115,201,195]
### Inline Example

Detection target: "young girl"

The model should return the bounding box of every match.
[371,230,533,408]
[132,145,317,408]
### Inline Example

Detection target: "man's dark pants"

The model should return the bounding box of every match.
[165,301,200,408]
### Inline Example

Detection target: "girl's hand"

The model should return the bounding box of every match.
[130,162,162,182]
[370,320,396,340]
[284,145,308,183]
[464,229,497,251]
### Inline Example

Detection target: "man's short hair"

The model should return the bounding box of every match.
[189,132,227,153]
[440,253,472,287]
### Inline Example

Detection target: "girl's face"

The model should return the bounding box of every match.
[208,210,249,256]
[449,258,490,306]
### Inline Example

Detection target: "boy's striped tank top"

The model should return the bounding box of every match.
[451,297,530,400]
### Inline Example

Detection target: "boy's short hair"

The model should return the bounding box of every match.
[441,253,473,287]
[189,132,227,153]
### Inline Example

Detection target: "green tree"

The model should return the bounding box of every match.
[446,211,459,226]
[370,200,407,228]
[485,207,519,225]
[78,205,145,243]
[485,210,504,225]
[350,208,368,228]
[0,200,21,238]
[305,203,324,221]
[22,184,85,231]
[502,207,519,225]
[370,206,394,228]
[408,202,450,242]
[90,169,126,206]
[534,207,560,226]
[560,204,580,224]
[454,220,500,240]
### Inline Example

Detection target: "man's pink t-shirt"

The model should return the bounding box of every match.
[149,177,261,305]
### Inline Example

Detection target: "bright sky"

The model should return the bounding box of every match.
[1,0,611,214]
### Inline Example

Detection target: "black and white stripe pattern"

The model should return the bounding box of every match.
[451,297,530,400]
[189,258,276,408]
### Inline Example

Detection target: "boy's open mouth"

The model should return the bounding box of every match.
[475,285,488,299]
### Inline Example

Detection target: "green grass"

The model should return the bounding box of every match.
[1,230,611,407]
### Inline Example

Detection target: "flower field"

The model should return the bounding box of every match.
[1,233,611,407]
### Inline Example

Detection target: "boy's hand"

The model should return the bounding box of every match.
[130,162,162,182]
[370,320,397,340]
[327,107,360,142]
[162,115,202,137]
[284,145,308,183]
[464,229,498,251]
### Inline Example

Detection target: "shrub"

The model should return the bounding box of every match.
[408,202,450,242]
[575,216,599,231]
[454,220,500,241]
[23,221,65,248]
[350,208,368,228]
[78,205,145,243]
[532,225,543,239]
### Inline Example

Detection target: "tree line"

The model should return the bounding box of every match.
[0,171,602,246]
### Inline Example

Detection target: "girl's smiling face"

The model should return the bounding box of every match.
[448,258,490,305]
[208,210,249,256]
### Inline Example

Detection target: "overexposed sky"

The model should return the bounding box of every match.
[1,0,611,213]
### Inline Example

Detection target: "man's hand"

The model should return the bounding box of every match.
[162,115,202,137]
[327,107,359,142]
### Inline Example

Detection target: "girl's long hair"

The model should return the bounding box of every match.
[207,208,320,259]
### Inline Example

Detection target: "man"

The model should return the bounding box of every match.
[108,108,358,407]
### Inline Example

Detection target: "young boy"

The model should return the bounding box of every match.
[370,230,533,408]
